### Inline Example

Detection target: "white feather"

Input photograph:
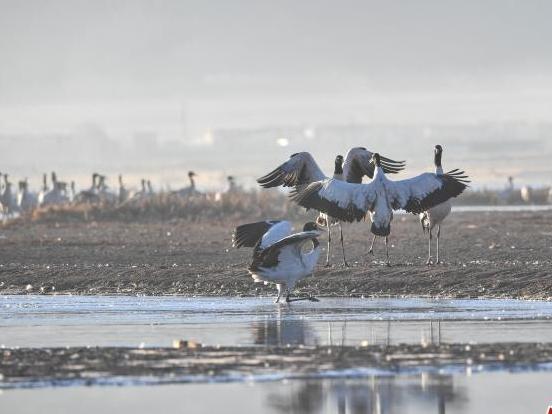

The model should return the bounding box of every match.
[260,221,293,249]
[252,237,321,291]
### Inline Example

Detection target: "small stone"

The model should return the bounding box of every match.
[172,339,201,349]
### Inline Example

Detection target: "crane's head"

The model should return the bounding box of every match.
[333,155,344,175]
[303,222,319,232]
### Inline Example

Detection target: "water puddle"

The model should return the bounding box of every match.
[2,296,552,347]
[1,371,550,414]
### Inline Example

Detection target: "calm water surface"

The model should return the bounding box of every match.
[1,372,551,414]
[2,295,552,347]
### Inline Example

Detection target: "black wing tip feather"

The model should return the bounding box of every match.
[380,155,406,165]
[256,167,286,188]
[445,169,470,184]
[404,170,470,214]
[290,182,366,223]
[257,166,302,188]
[348,154,406,181]
[376,156,406,176]
[232,220,280,248]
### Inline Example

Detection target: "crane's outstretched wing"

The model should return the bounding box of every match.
[290,179,377,223]
[257,152,327,188]
[386,169,470,214]
[249,230,320,271]
[343,147,406,183]
[290,169,469,221]
[233,220,292,249]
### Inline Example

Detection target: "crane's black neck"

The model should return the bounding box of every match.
[334,158,343,175]
[434,151,442,168]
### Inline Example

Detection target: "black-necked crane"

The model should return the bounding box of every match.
[175,171,200,197]
[146,180,154,195]
[290,152,469,266]
[118,174,130,204]
[96,175,117,205]
[75,173,100,204]
[42,172,70,206]
[233,220,321,303]
[69,181,76,203]
[37,173,49,206]
[419,145,462,265]
[257,148,405,267]
[17,179,38,213]
[1,174,18,216]
[226,175,243,193]
[138,179,147,197]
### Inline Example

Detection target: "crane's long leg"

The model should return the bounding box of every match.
[436,225,441,264]
[325,223,332,267]
[368,235,376,255]
[339,222,349,267]
[426,229,433,265]
[385,236,390,266]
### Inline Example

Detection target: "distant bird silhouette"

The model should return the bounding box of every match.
[17,179,38,213]
[118,174,131,204]
[75,173,100,204]
[42,172,70,206]
[174,171,200,197]
[1,174,19,216]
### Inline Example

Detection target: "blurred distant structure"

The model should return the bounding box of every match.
[1,121,552,194]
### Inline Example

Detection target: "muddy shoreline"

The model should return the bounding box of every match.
[1,210,551,299]
[2,342,552,388]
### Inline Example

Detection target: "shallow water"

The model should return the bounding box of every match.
[2,295,552,412]
[2,296,552,347]
[1,371,551,414]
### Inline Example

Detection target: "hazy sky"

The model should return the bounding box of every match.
[1,0,552,139]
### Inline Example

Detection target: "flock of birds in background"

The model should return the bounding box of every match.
[0,169,244,215]
[233,145,470,303]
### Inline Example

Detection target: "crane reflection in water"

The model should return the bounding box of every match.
[251,306,319,347]
[266,373,467,414]
[249,308,465,413]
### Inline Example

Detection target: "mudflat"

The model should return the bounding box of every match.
[2,342,552,388]
[1,210,551,299]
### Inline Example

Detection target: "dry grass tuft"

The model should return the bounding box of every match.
[24,190,310,224]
